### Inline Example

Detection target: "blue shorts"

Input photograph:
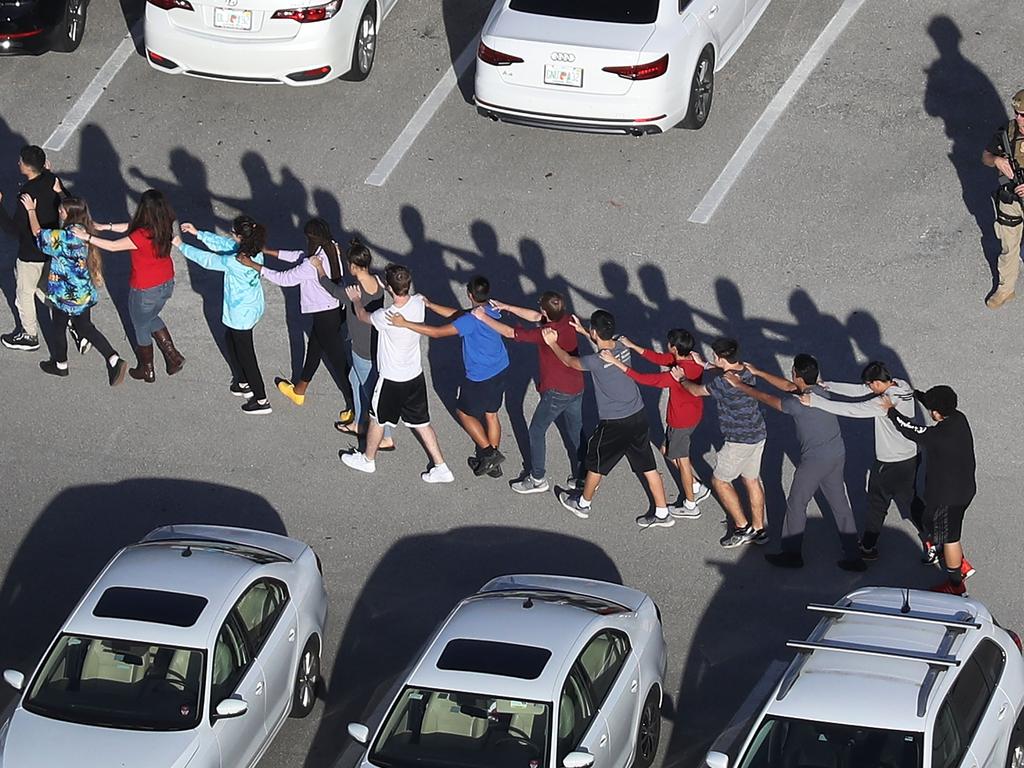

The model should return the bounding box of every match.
[457,371,507,419]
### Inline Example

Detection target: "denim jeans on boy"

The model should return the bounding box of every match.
[528,389,583,480]
[349,350,391,439]
[128,278,174,345]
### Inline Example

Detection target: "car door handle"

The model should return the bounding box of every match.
[708,4,718,17]
[630,679,638,693]
[254,682,264,696]
[288,627,296,643]
[999,704,1009,720]
[599,734,608,747]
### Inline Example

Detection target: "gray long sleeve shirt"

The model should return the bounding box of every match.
[807,379,918,463]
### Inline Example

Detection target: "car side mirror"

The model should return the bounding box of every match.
[348,722,370,745]
[3,669,24,691]
[214,697,248,720]
[706,751,730,768]
[563,752,596,768]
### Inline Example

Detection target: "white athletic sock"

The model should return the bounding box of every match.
[56,361,68,370]
[578,496,592,509]
[107,354,119,366]
[655,507,669,519]
[683,499,698,509]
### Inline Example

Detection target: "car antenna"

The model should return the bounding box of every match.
[182,545,192,558]
[901,588,911,614]
[522,596,533,609]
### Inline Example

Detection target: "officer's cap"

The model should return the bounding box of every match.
[1013,89,1024,112]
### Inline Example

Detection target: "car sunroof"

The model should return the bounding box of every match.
[437,639,552,680]
[93,587,209,628]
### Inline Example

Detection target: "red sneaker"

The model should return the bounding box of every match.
[930,580,967,596]
[961,557,976,581]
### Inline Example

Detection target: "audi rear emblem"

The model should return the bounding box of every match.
[550,52,576,63]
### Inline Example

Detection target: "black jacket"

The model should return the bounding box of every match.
[0,171,64,262]
[887,408,976,506]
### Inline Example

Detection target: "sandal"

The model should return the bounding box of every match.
[334,421,359,435]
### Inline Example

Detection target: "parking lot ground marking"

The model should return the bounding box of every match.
[688,0,868,224]
[364,36,478,187]
[43,32,137,152]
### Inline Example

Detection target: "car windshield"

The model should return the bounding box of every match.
[370,687,551,768]
[737,715,923,768]
[24,634,204,731]
[509,0,659,25]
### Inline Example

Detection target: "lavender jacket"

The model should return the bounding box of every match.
[259,246,341,314]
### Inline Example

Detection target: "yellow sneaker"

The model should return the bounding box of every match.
[277,378,305,406]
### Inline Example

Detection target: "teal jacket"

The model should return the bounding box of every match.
[178,231,265,330]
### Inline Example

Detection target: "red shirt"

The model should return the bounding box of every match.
[513,315,585,395]
[627,350,704,429]
[128,229,174,290]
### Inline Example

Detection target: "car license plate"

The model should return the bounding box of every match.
[214,7,252,30]
[544,63,583,88]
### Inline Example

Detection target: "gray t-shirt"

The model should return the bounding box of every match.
[780,385,844,461]
[580,342,643,421]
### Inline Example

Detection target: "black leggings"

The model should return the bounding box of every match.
[300,307,353,410]
[226,327,266,401]
[51,306,117,363]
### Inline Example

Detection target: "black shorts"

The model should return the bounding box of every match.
[585,410,657,476]
[456,371,506,419]
[924,503,968,545]
[371,374,430,428]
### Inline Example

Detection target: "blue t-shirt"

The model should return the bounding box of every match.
[452,306,510,382]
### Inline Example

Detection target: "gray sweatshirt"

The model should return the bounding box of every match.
[808,379,918,463]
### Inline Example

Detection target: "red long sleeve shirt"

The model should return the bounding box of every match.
[626,350,704,429]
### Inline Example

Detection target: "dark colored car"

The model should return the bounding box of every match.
[0,0,88,54]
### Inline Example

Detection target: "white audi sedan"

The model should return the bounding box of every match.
[0,525,328,767]
[474,0,772,134]
[144,0,395,84]
[347,574,668,768]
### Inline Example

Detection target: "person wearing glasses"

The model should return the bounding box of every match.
[982,88,1024,309]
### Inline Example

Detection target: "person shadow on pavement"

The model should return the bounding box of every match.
[0,117,31,327]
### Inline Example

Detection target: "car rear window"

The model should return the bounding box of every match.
[93,587,208,627]
[437,639,552,680]
[509,0,659,24]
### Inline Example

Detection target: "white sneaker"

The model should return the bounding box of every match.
[342,451,376,474]
[422,464,454,483]
[692,480,711,504]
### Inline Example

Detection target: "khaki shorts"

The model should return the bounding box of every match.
[713,439,766,482]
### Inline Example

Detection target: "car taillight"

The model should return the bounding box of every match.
[272,0,340,22]
[603,54,669,81]
[147,0,194,10]
[478,41,523,66]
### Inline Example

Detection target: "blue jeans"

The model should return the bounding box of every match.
[349,351,391,439]
[128,279,174,345]
[528,389,583,480]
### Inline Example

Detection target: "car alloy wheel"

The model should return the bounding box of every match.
[680,48,714,130]
[291,639,320,718]
[633,688,661,768]
[1010,742,1024,768]
[357,13,376,73]
[67,0,83,42]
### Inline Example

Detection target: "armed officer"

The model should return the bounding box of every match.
[982,89,1024,309]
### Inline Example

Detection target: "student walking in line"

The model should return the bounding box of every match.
[679,338,769,548]
[74,189,184,383]
[880,385,977,594]
[800,361,925,561]
[544,310,672,528]
[312,238,394,449]
[610,330,709,517]
[1,145,68,352]
[236,218,355,421]
[21,194,126,385]
[470,291,584,493]
[725,355,865,571]
[341,264,453,483]
[389,276,510,478]
[174,217,272,415]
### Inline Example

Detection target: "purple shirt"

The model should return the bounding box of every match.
[259,247,340,314]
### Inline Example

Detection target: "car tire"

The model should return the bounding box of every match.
[679,47,714,130]
[343,3,377,81]
[1007,716,1024,768]
[52,0,87,52]
[631,687,662,768]
[290,637,321,718]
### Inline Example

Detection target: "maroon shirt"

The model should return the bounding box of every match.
[513,315,585,395]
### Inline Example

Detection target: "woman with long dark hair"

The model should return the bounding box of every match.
[173,215,272,415]
[21,194,127,386]
[73,189,184,383]
[236,217,355,424]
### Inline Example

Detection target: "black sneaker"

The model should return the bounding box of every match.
[2,330,40,351]
[39,360,69,377]
[107,358,127,387]
[241,399,272,415]
[68,325,91,355]
[473,448,505,477]
[750,528,770,545]
[636,512,675,529]
[765,551,804,568]
[468,456,502,478]
[230,381,254,398]
[858,541,879,560]
[838,557,868,572]
[720,526,754,548]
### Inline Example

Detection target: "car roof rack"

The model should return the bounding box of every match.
[776,597,981,717]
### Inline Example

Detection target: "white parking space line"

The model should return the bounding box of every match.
[688,0,868,224]
[364,37,478,187]
[43,32,138,152]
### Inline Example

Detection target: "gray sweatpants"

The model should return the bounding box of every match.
[781,452,859,559]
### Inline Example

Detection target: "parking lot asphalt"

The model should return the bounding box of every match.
[2,0,1023,766]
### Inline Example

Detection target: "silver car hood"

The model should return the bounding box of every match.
[0,708,201,768]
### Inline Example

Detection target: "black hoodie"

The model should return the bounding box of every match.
[0,171,65,262]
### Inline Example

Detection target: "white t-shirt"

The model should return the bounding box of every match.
[370,294,425,382]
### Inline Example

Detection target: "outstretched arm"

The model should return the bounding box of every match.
[881,397,932,444]
[388,312,459,338]
[490,299,542,323]
[745,362,798,394]
[726,372,782,412]
[70,226,137,252]
[423,296,462,320]
[471,305,515,339]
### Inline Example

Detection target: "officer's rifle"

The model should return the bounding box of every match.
[1000,129,1024,201]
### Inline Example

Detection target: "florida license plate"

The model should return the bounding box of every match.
[214,7,252,29]
[544,63,583,88]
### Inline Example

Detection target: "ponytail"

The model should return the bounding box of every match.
[233,215,266,259]
[303,218,340,281]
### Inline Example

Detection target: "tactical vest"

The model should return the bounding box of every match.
[1007,119,1024,168]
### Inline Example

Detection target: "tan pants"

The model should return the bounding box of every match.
[15,259,48,336]
[995,198,1024,291]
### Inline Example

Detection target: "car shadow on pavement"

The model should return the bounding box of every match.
[302,526,623,768]
[0,478,287,712]
[441,0,487,103]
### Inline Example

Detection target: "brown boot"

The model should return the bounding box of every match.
[152,327,185,375]
[129,344,156,383]
[986,288,1016,309]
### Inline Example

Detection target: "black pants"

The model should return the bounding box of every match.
[861,456,924,548]
[300,307,353,410]
[50,306,117,363]
[226,327,266,401]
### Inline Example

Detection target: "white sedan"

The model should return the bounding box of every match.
[144,0,397,84]
[0,525,328,768]
[474,0,772,134]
